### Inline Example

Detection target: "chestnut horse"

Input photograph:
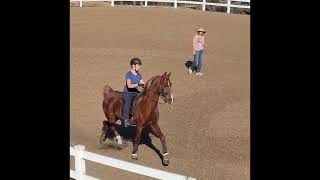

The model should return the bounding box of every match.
[100,72,173,165]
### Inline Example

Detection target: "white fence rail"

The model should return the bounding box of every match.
[70,145,196,180]
[70,0,250,14]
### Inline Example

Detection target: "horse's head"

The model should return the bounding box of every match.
[159,72,174,104]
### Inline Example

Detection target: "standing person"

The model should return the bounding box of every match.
[188,28,208,76]
[122,58,145,127]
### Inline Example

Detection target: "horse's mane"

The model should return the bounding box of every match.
[131,75,160,113]
[140,75,160,96]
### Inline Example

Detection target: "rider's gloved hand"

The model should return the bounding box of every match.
[138,84,145,88]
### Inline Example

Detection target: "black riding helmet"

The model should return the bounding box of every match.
[130,58,142,66]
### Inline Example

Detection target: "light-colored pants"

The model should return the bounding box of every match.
[190,50,204,73]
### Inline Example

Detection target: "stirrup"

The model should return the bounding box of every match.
[124,119,136,127]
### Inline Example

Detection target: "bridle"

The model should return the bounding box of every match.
[145,79,172,103]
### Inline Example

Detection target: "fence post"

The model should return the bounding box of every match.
[74,145,86,180]
[145,0,147,6]
[202,0,206,11]
[80,0,83,7]
[111,0,114,6]
[227,0,231,13]
[174,0,177,8]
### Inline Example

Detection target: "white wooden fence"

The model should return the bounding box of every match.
[70,0,250,14]
[70,145,196,180]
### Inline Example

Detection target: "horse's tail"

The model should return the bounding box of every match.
[103,85,113,98]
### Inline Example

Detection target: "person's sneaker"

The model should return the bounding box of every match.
[195,72,204,76]
[188,67,192,74]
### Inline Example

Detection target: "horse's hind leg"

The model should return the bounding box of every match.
[100,116,123,145]
[131,125,143,160]
[110,123,123,145]
[150,123,169,166]
[99,120,108,145]
[105,114,122,145]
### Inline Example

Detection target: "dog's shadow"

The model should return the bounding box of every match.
[102,123,164,163]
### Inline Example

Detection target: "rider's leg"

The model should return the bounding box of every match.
[123,92,140,127]
[122,92,134,127]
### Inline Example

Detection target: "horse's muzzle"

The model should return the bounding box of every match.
[166,93,174,105]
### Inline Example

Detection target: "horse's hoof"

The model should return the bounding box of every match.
[99,139,105,149]
[131,153,138,160]
[115,138,123,145]
[162,159,169,166]
[162,153,170,166]
[114,135,123,145]
[99,136,105,145]
[117,141,123,145]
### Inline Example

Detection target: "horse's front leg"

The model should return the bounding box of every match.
[150,123,169,166]
[131,125,143,159]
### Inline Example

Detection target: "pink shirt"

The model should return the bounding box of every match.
[193,34,205,55]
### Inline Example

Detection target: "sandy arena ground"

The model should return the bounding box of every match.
[70,6,250,180]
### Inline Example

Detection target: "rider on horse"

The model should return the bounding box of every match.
[122,58,145,127]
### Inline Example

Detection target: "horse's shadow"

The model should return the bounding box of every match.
[103,123,164,163]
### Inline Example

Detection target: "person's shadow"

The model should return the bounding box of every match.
[102,123,166,165]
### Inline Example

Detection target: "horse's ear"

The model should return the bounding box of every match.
[163,72,167,76]
[160,74,164,82]
[167,72,171,77]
